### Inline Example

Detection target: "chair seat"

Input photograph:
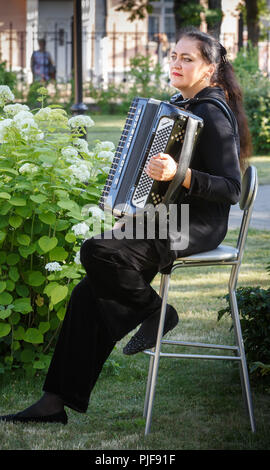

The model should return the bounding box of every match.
[176,244,239,263]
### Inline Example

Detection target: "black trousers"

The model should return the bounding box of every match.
[43,230,163,412]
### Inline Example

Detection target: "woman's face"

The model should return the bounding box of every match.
[169,37,215,98]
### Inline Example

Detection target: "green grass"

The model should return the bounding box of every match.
[0,229,270,450]
[0,115,269,450]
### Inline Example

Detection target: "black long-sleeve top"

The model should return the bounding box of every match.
[155,86,242,273]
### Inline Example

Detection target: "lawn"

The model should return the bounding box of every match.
[0,115,269,451]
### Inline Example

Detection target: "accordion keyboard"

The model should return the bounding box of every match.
[132,117,175,208]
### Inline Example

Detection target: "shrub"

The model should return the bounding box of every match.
[0,85,115,376]
[233,46,270,154]
[0,61,17,93]
[218,286,270,378]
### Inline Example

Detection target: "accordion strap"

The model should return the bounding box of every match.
[170,94,237,135]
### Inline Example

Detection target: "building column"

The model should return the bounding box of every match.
[26,0,39,83]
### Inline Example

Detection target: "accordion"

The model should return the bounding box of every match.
[99,97,203,217]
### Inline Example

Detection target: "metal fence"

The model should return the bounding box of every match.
[1,23,270,98]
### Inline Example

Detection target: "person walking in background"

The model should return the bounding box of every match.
[31,38,55,82]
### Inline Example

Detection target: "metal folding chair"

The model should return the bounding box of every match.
[143,165,258,435]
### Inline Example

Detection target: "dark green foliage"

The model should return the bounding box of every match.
[218,286,270,376]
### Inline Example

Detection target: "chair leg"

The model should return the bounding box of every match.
[143,274,167,418]
[144,274,171,436]
[229,278,256,432]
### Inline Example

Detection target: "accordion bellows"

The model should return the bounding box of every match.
[99,97,203,217]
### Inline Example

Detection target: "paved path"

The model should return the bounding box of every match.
[228,185,270,230]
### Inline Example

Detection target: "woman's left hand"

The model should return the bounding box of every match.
[145,153,178,181]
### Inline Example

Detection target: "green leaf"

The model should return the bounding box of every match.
[24,328,44,344]
[9,215,23,228]
[16,284,29,297]
[49,247,68,261]
[12,298,32,314]
[0,192,11,200]
[0,281,6,293]
[6,253,20,266]
[21,347,35,362]
[0,323,11,338]
[57,200,79,211]
[15,205,32,218]
[38,321,50,334]
[38,212,56,225]
[56,306,66,321]
[50,285,68,305]
[54,220,70,231]
[17,234,31,246]
[8,197,26,206]
[27,271,46,287]
[30,194,48,204]
[65,232,76,243]
[44,282,59,297]
[13,325,25,340]
[0,308,12,320]
[18,244,36,258]
[38,236,58,253]
[0,231,6,244]
[0,251,7,263]
[9,266,19,282]
[0,168,18,176]
[0,292,13,305]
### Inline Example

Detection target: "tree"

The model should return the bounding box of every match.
[244,0,260,47]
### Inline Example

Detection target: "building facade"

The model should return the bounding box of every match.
[0,0,268,85]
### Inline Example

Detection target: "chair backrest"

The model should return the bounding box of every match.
[236,165,258,256]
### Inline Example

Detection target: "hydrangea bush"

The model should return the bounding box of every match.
[0,86,114,375]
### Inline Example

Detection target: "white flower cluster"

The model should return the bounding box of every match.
[68,115,94,129]
[19,163,39,174]
[72,222,89,236]
[3,103,30,116]
[61,146,79,160]
[73,251,81,265]
[34,107,68,126]
[95,141,115,152]
[73,138,89,154]
[45,262,62,272]
[69,161,90,183]
[0,118,13,143]
[13,111,43,141]
[87,206,105,219]
[0,85,15,107]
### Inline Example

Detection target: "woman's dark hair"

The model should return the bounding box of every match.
[176,28,252,171]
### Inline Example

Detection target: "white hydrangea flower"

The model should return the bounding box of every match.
[0,85,14,107]
[68,115,94,129]
[13,110,34,122]
[73,251,81,265]
[95,141,115,152]
[97,150,115,162]
[35,107,68,125]
[0,118,13,143]
[73,138,89,154]
[19,163,39,174]
[45,262,62,272]
[102,166,111,173]
[34,107,52,120]
[88,206,105,219]
[72,222,89,236]
[61,146,79,159]
[69,162,90,182]
[3,103,30,116]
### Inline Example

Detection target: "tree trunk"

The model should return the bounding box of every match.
[245,0,260,47]
[207,0,222,39]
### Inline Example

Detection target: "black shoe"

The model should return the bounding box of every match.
[0,410,68,425]
[123,305,179,355]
